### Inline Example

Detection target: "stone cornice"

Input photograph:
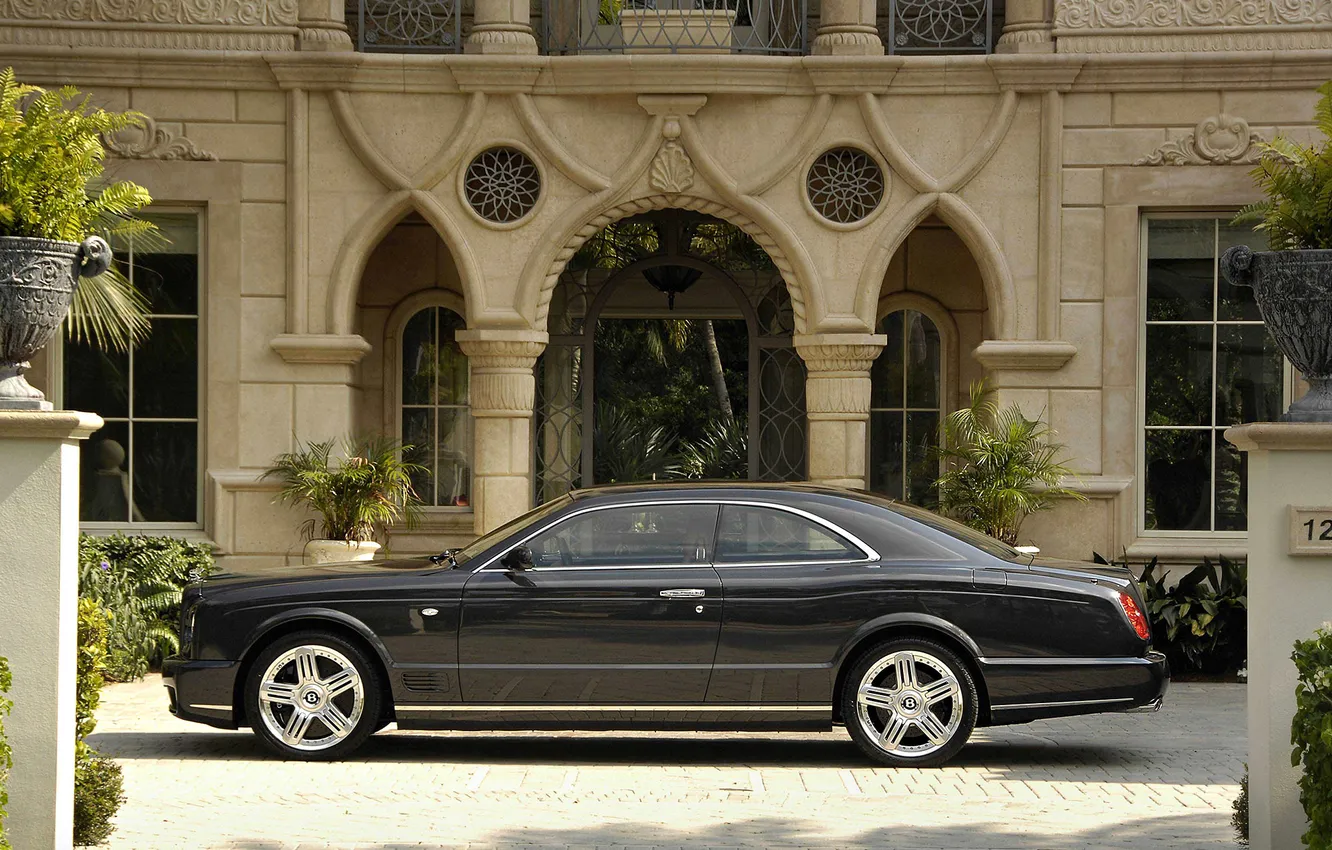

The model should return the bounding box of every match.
[0,410,103,440]
[1225,422,1332,453]
[972,339,1078,371]
[269,333,371,364]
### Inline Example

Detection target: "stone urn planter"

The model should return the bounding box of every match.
[1222,245,1332,422]
[620,8,737,52]
[303,539,381,565]
[0,234,112,410]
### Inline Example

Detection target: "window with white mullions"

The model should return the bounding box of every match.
[400,305,472,508]
[869,309,942,507]
[63,213,201,526]
[1141,216,1285,533]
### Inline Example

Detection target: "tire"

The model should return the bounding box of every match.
[841,638,978,768]
[245,629,383,760]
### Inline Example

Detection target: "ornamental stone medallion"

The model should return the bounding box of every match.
[1135,114,1266,165]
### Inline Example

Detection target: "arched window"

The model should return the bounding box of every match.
[399,305,471,507]
[869,309,942,505]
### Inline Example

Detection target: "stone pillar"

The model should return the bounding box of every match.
[0,411,102,850]
[456,329,546,535]
[795,333,886,489]
[297,0,353,50]
[1226,423,1332,850]
[996,0,1054,53]
[811,0,883,55]
[466,0,539,54]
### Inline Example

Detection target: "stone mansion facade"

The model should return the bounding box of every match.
[12,0,1332,565]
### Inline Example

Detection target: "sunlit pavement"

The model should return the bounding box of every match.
[90,676,1244,849]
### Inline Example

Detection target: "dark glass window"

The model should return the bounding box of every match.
[1143,217,1281,533]
[527,504,719,567]
[715,505,862,563]
[65,213,200,525]
[400,306,472,507]
[870,309,941,506]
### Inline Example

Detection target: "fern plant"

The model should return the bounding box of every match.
[934,380,1085,545]
[0,67,154,351]
[1233,80,1332,251]
[265,437,425,542]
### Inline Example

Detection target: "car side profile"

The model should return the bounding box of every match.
[163,483,1167,767]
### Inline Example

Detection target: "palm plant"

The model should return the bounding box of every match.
[679,415,747,479]
[934,380,1084,545]
[264,437,426,542]
[593,401,681,483]
[0,67,154,351]
[1232,80,1332,250]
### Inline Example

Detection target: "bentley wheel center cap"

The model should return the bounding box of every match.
[897,691,925,717]
[299,685,326,710]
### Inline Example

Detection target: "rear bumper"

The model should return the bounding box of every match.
[982,650,1169,725]
[162,656,242,730]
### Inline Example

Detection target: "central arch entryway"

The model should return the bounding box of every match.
[534,210,806,503]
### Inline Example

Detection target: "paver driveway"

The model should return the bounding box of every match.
[90,676,1244,849]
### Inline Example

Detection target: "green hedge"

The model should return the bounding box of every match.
[1293,624,1332,848]
[74,599,123,847]
[78,534,214,681]
[0,656,11,850]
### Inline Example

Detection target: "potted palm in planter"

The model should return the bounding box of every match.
[264,436,425,565]
[0,68,155,409]
[1222,80,1332,422]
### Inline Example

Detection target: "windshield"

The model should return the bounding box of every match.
[875,499,1026,562]
[452,494,573,566]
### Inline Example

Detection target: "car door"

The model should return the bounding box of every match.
[459,502,723,705]
[707,501,882,706]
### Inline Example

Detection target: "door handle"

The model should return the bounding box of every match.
[659,588,706,598]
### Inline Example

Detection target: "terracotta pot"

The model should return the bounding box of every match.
[303,539,381,565]
[1222,245,1332,422]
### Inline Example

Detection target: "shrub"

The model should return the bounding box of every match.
[0,657,11,850]
[1094,553,1248,675]
[78,534,215,681]
[1292,624,1332,848]
[1233,769,1249,846]
[74,599,123,846]
[934,380,1084,545]
[678,416,747,480]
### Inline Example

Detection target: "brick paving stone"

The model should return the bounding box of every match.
[90,676,1244,849]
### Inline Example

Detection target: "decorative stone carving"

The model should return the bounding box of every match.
[0,0,298,25]
[810,27,883,55]
[0,25,295,48]
[1135,114,1265,166]
[456,337,546,413]
[649,140,694,194]
[796,342,884,374]
[298,24,354,51]
[1055,0,1332,29]
[102,117,218,162]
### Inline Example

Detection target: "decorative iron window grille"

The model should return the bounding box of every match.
[544,0,806,55]
[463,148,542,224]
[806,148,885,225]
[882,0,992,53]
[351,0,462,51]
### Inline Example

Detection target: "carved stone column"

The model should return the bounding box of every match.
[996,0,1054,52]
[795,333,886,489]
[811,0,883,55]
[466,0,539,53]
[297,0,353,50]
[456,330,546,535]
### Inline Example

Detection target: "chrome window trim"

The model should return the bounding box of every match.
[472,498,880,573]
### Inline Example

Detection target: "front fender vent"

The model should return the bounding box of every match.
[402,671,447,693]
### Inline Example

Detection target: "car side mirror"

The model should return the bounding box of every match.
[501,545,534,571]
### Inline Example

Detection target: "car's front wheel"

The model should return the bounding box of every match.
[842,638,977,768]
[245,630,383,760]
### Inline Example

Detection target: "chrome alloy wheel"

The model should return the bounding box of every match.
[256,645,365,752]
[855,649,964,758]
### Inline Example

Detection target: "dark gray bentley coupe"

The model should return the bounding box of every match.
[164,483,1167,766]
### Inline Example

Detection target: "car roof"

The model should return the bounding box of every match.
[568,481,879,502]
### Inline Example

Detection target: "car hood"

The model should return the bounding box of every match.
[1023,558,1135,588]
[200,558,442,593]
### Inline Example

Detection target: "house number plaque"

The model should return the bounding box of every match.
[1289,507,1332,556]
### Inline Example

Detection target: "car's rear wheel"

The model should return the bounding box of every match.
[841,638,977,768]
[245,630,383,760]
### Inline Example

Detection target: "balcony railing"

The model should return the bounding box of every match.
[350,0,462,51]
[544,0,806,55]
[880,0,994,53]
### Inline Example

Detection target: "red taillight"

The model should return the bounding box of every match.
[1118,591,1151,641]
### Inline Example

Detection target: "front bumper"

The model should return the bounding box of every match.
[162,656,243,730]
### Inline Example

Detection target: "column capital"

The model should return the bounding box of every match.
[456,329,548,369]
[794,333,886,373]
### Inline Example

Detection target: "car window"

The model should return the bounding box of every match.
[876,499,1026,561]
[715,505,863,563]
[453,494,571,565]
[526,503,720,568]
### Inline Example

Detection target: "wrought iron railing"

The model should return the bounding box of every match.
[880,0,994,53]
[349,0,462,51]
[544,0,806,55]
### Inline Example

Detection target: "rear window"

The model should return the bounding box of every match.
[880,500,1025,561]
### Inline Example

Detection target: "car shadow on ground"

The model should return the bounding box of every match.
[88,729,1155,772]
[214,811,1233,850]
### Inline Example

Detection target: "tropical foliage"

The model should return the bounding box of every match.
[593,400,681,484]
[678,416,748,480]
[0,68,154,351]
[1096,553,1248,675]
[0,657,10,850]
[78,534,215,681]
[1292,624,1332,849]
[74,599,124,846]
[1233,769,1249,846]
[934,380,1083,545]
[1233,80,1332,251]
[265,437,425,542]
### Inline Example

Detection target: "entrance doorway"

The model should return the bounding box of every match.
[535,210,806,502]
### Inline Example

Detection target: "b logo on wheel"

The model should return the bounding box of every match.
[304,692,319,706]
